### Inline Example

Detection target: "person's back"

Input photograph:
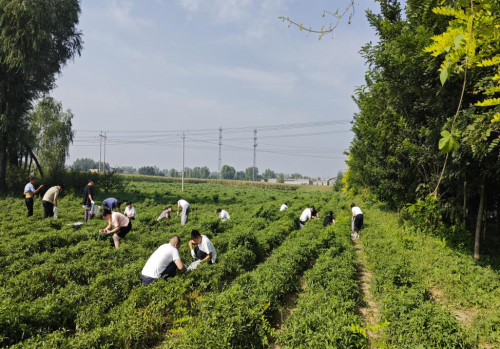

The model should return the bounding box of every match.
[220,209,230,221]
[43,186,59,203]
[280,203,288,211]
[323,211,335,227]
[300,208,311,222]
[103,198,119,210]
[142,243,178,278]
[352,205,363,216]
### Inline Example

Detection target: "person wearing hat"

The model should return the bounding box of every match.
[23,175,44,217]
[42,184,64,219]
[124,200,137,220]
[141,235,186,285]
[83,179,95,222]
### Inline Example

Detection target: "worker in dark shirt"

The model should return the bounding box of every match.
[83,179,95,222]
[323,211,335,227]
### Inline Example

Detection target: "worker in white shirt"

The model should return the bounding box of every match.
[124,201,137,220]
[177,199,191,225]
[280,202,288,211]
[217,208,230,221]
[350,203,364,240]
[141,235,186,285]
[188,230,217,270]
[299,205,319,228]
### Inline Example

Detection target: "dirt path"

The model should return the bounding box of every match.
[354,240,380,347]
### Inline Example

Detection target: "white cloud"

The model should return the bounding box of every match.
[177,0,253,23]
[210,66,297,91]
[108,0,153,27]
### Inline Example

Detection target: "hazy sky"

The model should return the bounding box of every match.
[52,0,382,178]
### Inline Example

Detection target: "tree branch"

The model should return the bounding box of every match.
[279,1,355,40]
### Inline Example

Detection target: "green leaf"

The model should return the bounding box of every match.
[439,130,459,154]
[440,65,450,86]
[454,34,465,49]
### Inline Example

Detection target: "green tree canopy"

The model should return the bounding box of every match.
[0,0,82,191]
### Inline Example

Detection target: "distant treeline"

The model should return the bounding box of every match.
[70,158,316,182]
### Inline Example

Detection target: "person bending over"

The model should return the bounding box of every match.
[157,206,172,221]
[188,230,217,270]
[100,208,132,249]
[299,205,319,228]
[141,235,186,285]
[323,211,335,227]
[350,203,364,240]
[280,202,288,212]
[42,184,64,219]
[103,197,121,212]
[177,199,191,225]
[216,208,230,222]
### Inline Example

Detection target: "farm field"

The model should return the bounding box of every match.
[0,180,499,348]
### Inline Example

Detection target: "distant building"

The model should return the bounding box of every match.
[90,168,99,173]
[284,178,312,185]
[267,178,278,183]
[312,180,329,186]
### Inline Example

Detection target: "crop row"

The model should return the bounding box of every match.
[163,220,333,348]
[276,227,365,348]
[7,208,300,347]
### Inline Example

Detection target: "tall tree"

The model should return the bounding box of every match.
[29,98,75,176]
[221,165,236,180]
[0,0,83,191]
[72,158,99,171]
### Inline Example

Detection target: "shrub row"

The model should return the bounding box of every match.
[276,227,365,348]
[165,220,333,348]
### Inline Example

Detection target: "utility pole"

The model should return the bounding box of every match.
[182,132,185,191]
[218,127,222,179]
[103,132,107,173]
[99,131,102,172]
[253,128,257,181]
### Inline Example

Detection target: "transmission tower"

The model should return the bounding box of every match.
[253,128,258,181]
[218,127,222,179]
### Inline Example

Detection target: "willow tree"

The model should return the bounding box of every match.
[0,0,83,191]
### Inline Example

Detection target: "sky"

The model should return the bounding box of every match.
[52,0,382,178]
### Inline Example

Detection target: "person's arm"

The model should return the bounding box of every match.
[53,193,58,207]
[200,252,212,263]
[174,259,185,271]
[33,184,44,194]
[177,202,180,216]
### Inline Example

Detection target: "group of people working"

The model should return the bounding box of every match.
[282,202,363,239]
[23,175,364,283]
[140,202,364,286]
